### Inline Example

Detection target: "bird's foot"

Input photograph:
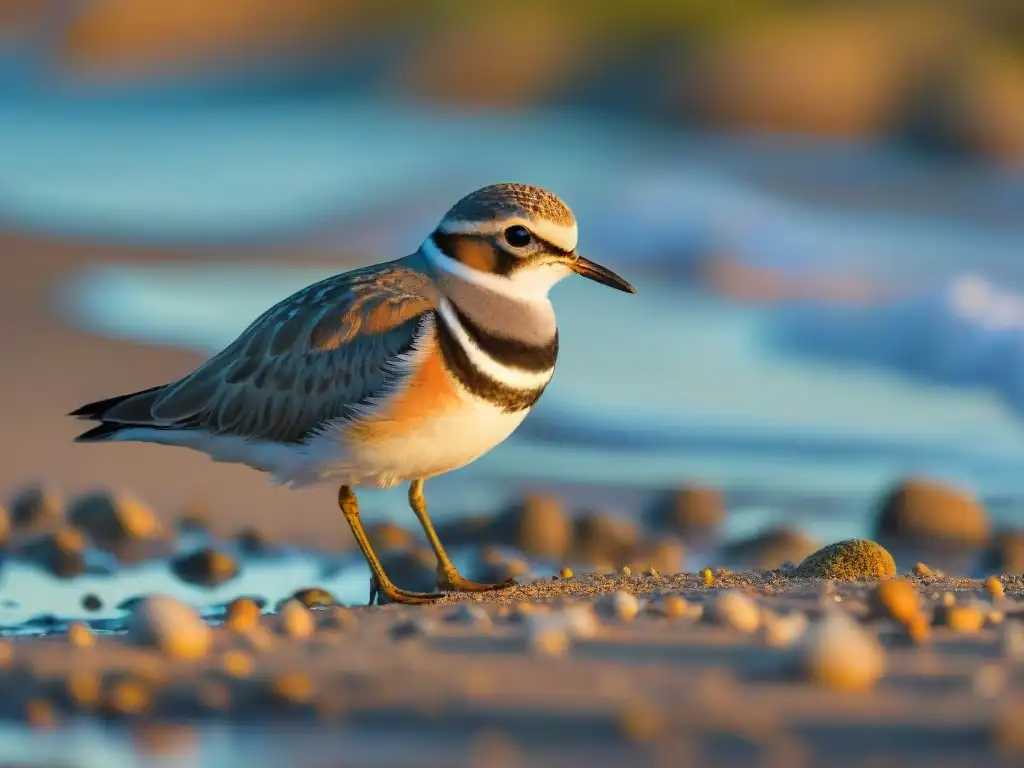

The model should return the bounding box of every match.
[437,571,516,593]
[369,574,446,606]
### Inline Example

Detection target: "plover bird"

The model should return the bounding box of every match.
[70,183,636,604]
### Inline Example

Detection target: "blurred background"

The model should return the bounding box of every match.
[1,0,1024,564]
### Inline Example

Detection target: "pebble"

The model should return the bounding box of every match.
[67,621,96,649]
[710,590,761,633]
[985,576,1005,600]
[9,484,63,530]
[525,615,571,657]
[101,677,153,717]
[279,599,316,640]
[128,595,211,661]
[270,672,314,706]
[559,567,574,579]
[172,548,240,588]
[389,617,433,640]
[26,698,57,729]
[66,669,101,709]
[596,591,640,622]
[913,562,934,578]
[936,603,985,634]
[222,650,254,678]
[224,597,262,632]
[868,578,922,627]
[702,568,714,586]
[659,594,689,618]
[81,594,103,612]
[319,606,357,632]
[799,608,885,692]
[999,622,1024,661]
[561,605,599,639]
[760,610,808,648]
[445,604,492,629]
[68,490,164,546]
[291,587,335,608]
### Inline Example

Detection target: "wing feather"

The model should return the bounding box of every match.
[99,261,437,443]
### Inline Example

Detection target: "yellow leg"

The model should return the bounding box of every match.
[338,485,445,605]
[408,479,514,593]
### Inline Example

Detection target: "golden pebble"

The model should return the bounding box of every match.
[702,568,714,586]
[26,698,56,729]
[620,565,632,578]
[102,678,152,717]
[66,669,101,708]
[280,599,316,640]
[617,702,665,743]
[222,650,253,679]
[559,567,574,580]
[868,578,922,627]
[942,592,956,606]
[320,606,357,631]
[938,604,985,634]
[985,576,1005,600]
[67,621,96,649]
[913,562,933,578]
[271,672,314,705]
[224,597,261,632]
[662,594,688,618]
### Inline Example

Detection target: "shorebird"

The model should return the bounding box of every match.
[69,183,636,604]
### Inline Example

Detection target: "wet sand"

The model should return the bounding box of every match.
[2,572,1023,766]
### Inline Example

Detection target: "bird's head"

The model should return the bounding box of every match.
[422,183,636,300]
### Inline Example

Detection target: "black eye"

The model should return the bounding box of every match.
[503,225,532,248]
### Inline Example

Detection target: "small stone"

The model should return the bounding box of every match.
[67,621,95,649]
[985,576,1005,600]
[365,521,415,553]
[19,526,88,579]
[270,672,314,706]
[660,594,688,618]
[559,567,574,579]
[799,608,885,692]
[875,477,990,548]
[171,548,240,588]
[561,605,599,639]
[913,562,934,578]
[760,610,808,648]
[279,599,316,640]
[999,622,1024,661]
[319,606,357,632]
[942,592,956,606]
[241,626,274,653]
[81,594,103,612]
[389,617,432,640]
[222,650,253,678]
[68,490,164,547]
[128,595,211,660]
[646,567,660,579]
[702,568,714,586]
[493,493,571,560]
[596,590,640,622]
[710,590,761,633]
[620,565,632,578]
[291,587,335,608]
[988,610,1006,626]
[972,664,1007,699]
[868,578,922,627]
[982,530,1024,573]
[936,603,985,634]
[224,597,261,632]
[26,698,57,729]
[65,669,101,708]
[795,539,896,581]
[444,604,492,629]
[0,640,13,668]
[525,616,570,657]
[645,483,725,535]
[573,510,639,567]
[9,484,62,531]
[722,526,819,570]
[101,677,153,717]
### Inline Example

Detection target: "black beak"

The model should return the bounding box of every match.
[570,254,637,294]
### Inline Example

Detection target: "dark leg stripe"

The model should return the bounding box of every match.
[449,303,558,373]
[434,311,547,413]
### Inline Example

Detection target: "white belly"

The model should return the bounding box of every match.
[316,397,530,489]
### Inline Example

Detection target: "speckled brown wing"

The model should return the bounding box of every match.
[94,260,437,443]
